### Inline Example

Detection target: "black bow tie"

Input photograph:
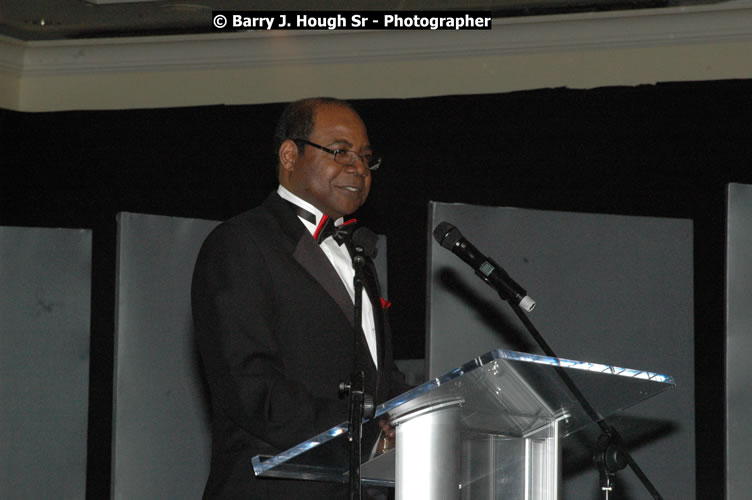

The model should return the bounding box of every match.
[316,216,356,246]
[284,199,356,246]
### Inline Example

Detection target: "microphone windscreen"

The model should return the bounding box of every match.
[433,222,462,249]
[352,227,379,258]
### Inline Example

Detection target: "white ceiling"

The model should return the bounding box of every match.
[0,0,731,41]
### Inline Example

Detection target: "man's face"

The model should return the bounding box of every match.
[285,104,372,219]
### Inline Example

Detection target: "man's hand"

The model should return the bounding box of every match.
[375,417,396,455]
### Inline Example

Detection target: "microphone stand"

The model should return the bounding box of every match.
[507,301,663,499]
[338,241,374,500]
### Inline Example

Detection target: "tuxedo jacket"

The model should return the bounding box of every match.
[192,192,408,499]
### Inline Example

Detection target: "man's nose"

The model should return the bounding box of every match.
[346,156,370,176]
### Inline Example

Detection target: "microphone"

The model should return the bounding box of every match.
[433,222,536,312]
[352,227,378,259]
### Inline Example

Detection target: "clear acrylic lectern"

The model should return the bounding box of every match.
[252,349,674,499]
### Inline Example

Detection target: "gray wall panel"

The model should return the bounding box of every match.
[112,213,219,500]
[726,183,752,500]
[0,226,91,500]
[427,202,694,499]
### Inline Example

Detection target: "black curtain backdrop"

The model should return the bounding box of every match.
[3,80,751,498]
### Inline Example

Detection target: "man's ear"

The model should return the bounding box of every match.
[279,139,300,173]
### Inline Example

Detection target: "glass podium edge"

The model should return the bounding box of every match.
[252,348,675,476]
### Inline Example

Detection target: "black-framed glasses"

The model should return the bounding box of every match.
[294,138,381,171]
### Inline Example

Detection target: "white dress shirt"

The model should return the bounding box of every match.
[277,185,379,368]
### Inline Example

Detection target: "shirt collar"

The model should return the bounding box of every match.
[277,185,344,235]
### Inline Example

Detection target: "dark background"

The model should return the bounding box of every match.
[2,80,750,498]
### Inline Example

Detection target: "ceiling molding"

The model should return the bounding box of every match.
[2,4,752,77]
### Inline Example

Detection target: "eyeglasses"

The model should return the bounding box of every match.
[294,138,381,171]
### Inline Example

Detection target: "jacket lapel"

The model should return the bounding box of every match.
[361,258,386,386]
[292,233,356,329]
[290,214,381,381]
[264,192,356,329]
[264,192,381,379]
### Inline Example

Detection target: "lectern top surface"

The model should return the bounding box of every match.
[252,349,674,483]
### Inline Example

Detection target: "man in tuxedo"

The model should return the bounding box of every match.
[192,97,408,499]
